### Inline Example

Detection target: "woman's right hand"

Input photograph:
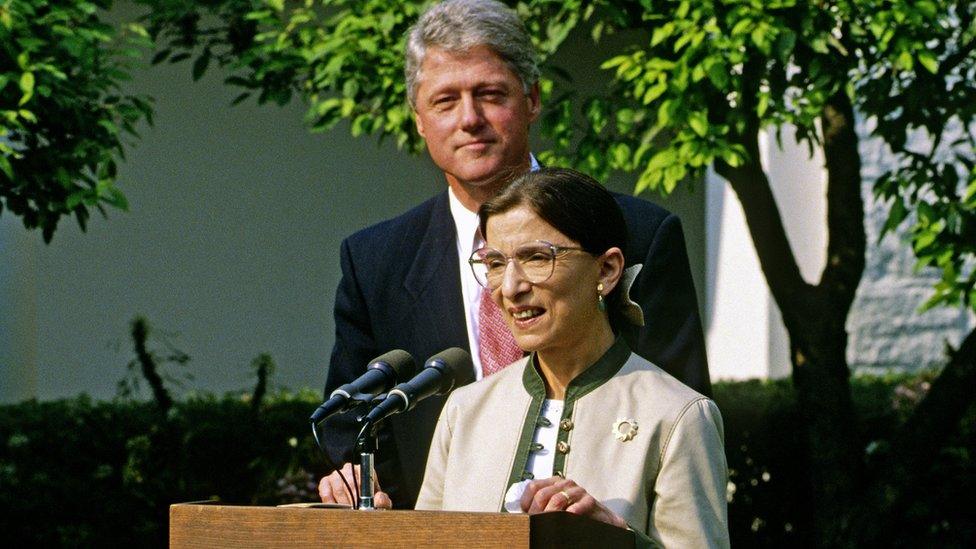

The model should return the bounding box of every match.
[520,476,628,529]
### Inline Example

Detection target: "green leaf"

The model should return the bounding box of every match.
[647,149,676,170]
[664,164,686,192]
[611,143,632,169]
[599,55,629,71]
[192,51,211,81]
[635,163,664,194]
[915,1,937,18]
[656,100,672,127]
[0,156,13,180]
[879,198,908,241]
[66,190,87,210]
[343,79,359,99]
[651,24,673,46]
[151,49,172,65]
[18,72,35,106]
[963,179,976,204]
[826,34,849,56]
[706,61,728,89]
[751,26,770,54]
[731,19,752,37]
[917,51,938,74]
[896,50,913,71]
[688,111,708,137]
[914,229,937,251]
[720,148,744,168]
[642,80,667,105]
[757,94,769,118]
[104,187,129,211]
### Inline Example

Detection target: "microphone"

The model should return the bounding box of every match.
[362,347,474,426]
[309,350,416,425]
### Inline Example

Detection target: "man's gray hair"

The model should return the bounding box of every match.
[405,0,540,107]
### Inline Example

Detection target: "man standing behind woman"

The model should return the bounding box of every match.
[320,0,712,511]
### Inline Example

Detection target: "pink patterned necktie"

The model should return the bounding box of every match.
[478,286,524,377]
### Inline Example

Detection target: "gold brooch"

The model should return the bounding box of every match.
[612,418,638,442]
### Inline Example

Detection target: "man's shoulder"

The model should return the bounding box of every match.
[609,191,684,258]
[611,191,674,224]
[344,192,448,249]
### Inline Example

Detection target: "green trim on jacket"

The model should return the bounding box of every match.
[503,337,632,502]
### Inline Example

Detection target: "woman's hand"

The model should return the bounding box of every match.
[519,476,628,529]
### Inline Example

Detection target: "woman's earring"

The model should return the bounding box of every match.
[597,283,606,312]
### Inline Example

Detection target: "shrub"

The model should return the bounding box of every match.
[0,374,971,547]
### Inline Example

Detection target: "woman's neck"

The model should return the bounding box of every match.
[536,324,616,400]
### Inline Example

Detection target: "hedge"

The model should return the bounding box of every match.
[1,375,972,547]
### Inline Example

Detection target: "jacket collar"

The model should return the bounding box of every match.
[521,336,631,401]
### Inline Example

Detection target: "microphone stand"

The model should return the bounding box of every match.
[311,392,378,510]
[355,419,380,510]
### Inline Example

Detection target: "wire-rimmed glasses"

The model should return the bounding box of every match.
[468,240,588,290]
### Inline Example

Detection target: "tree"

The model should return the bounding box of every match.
[0,0,153,242]
[549,2,976,545]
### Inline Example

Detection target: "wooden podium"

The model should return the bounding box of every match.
[170,501,634,548]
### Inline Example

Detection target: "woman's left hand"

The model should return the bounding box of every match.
[519,476,628,529]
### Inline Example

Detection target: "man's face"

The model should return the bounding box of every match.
[413,45,540,196]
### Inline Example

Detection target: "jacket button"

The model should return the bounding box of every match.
[559,418,574,431]
[556,441,570,454]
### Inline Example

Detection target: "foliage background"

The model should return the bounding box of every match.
[0,0,153,241]
[0,374,971,547]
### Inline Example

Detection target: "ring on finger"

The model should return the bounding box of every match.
[559,489,573,506]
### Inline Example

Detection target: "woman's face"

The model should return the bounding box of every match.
[484,205,615,356]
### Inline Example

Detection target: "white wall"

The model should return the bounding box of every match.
[705,127,828,380]
[0,46,444,402]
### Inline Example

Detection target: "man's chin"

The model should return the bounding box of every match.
[455,162,526,187]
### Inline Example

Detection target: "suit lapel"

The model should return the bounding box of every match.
[403,192,469,355]
[394,193,471,501]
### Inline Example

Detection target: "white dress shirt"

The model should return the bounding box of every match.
[447,154,540,381]
[448,188,487,381]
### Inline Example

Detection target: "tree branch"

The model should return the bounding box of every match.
[715,131,810,333]
[131,317,173,414]
[819,91,866,314]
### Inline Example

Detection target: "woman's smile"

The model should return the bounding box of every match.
[510,305,546,325]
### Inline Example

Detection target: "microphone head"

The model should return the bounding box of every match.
[424,347,474,394]
[369,349,417,383]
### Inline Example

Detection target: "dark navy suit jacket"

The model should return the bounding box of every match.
[322,190,710,508]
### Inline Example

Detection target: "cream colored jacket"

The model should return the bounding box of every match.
[416,340,729,548]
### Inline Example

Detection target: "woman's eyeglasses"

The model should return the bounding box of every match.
[468,240,588,289]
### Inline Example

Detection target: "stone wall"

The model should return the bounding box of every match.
[847,119,974,373]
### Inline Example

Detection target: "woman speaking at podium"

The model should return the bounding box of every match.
[401,168,728,547]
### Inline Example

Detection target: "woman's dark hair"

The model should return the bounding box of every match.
[478,167,629,328]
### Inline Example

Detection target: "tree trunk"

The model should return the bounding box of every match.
[789,319,861,546]
[715,90,866,546]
